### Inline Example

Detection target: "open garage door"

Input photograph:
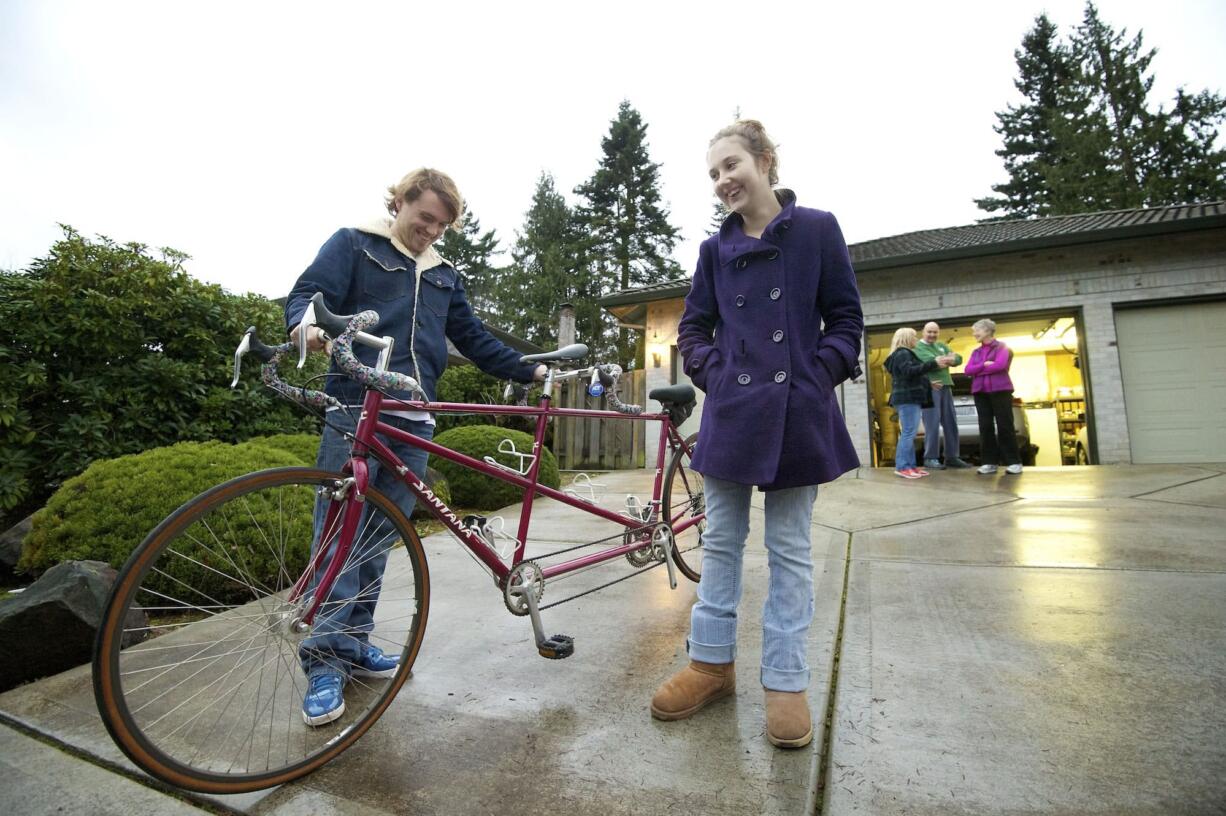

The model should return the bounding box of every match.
[865,313,1089,468]
[1115,300,1226,463]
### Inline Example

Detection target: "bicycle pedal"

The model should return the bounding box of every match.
[537,634,574,660]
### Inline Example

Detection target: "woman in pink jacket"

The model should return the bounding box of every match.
[964,318,1023,475]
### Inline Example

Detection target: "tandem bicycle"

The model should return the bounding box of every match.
[92,293,706,793]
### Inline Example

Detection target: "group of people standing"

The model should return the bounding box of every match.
[884,318,1023,478]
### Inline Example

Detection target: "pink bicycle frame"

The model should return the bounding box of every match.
[291,385,701,623]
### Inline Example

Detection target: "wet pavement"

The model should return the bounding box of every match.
[0,463,1223,814]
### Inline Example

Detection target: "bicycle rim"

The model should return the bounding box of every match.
[664,433,705,582]
[93,467,430,793]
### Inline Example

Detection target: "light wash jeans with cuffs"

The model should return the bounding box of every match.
[687,474,820,693]
[299,411,433,678]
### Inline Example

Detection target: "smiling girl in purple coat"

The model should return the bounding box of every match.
[651,120,864,748]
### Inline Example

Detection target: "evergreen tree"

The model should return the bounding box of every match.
[503,173,613,360]
[706,200,731,236]
[975,14,1079,218]
[575,100,683,368]
[706,106,741,234]
[978,2,1226,219]
[438,212,502,318]
[1072,1,1163,208]
[1149,88,1226,203]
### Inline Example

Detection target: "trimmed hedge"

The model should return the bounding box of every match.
[20,439,312,604]
[247,433,320,466]
[430,425,559,509]
[20,432,450,604]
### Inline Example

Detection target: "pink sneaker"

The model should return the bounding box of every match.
[894,469,921,479]
[912,467,930,477]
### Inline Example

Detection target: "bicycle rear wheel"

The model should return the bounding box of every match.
[93,466,430,794]
[663,433,705,582]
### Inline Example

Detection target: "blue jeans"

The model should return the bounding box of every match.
[922,385,960,461]
[688,475,820,692]
[299,412,433,677]
[895,403,921,470]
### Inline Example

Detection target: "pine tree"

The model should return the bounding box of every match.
[1072,1,1163,208]
[706,106,740,234]
[438,212,501,318]
[1149,88,1226,203]
[706,200,731,236]
[975,14,1079,218]
[575,100,683,368]
[978,2,1226,219]
[503,174,613,360]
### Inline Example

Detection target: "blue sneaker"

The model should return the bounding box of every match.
[353,643,400,679]
[302,671,346,726]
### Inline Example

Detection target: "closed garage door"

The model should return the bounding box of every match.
[1115,301,1226,463]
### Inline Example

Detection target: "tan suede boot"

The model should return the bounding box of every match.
[650,660,736,721]
[765,690,812,748]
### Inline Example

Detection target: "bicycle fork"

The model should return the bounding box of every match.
[287,468,368,628]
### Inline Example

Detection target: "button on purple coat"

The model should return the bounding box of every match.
[678,191,864,490]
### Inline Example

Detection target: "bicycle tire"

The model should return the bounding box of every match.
[663,433,705,582]
[92,466,430,794]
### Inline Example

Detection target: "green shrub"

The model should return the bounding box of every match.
[246,433,319,466]
[0,228,326,528]
[20,439,311,604]
[433,365,503,435]
[430,425,558,509]
[433,364,543,437]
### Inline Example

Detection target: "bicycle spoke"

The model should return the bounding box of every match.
[97,468,428,790]
[241,493,296,593]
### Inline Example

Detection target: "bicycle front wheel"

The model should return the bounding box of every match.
[663,433,705,582]
[93,467,430,794]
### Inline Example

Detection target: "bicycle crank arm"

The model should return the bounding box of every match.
[656,525,678,590]
[513,583,574,660]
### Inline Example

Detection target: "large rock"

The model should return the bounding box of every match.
[0,514,32,579]
[0,560,147,691]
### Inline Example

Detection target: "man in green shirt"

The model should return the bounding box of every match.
[914,322,970,468]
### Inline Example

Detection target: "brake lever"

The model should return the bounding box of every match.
[230,330,253,388]
[503,382,530,406]
[296,300,318,369]
[587,368,605,398]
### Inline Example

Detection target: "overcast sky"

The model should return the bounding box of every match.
[2,0,1223,299]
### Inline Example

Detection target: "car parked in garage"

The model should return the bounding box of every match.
[915,374,1038,466]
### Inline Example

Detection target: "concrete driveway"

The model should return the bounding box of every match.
[1,463,1223,815]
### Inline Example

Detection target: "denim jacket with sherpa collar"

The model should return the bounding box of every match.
[285,220,537,405]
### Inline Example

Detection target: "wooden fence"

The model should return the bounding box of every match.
[552,369,647,470]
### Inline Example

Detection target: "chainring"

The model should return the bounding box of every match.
[623,526,656,567]
[503,560,545,616]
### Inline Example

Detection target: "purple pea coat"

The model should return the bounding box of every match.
[678,191,864,490]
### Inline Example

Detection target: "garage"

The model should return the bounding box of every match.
[1115,299,1226,463]
[865,312,1090,468]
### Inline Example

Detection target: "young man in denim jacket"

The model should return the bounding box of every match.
[285,168,545,726]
